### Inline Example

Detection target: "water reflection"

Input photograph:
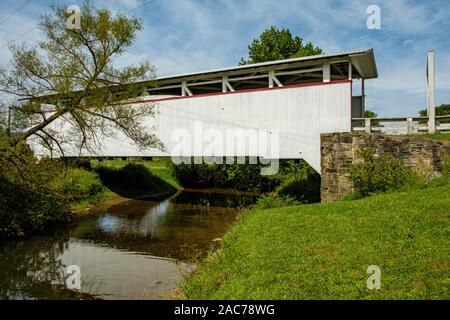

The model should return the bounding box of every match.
[0,233,95,300]
[59,239,191,300]
[0,190,256,300]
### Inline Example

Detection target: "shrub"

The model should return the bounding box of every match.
[67,158,92,170]
[170,159,273,192]
[226,162,273,192]
[171,162,228,189]
[0,180,72,238]
[275,160,321,203]
[348,149,413,196]
[49,168,105,202]
[252,193,300,209]
[171,159,322,200]
[0,148,74,238]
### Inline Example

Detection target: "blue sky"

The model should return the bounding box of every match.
[1,0,449,117]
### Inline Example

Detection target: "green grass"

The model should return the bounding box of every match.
[69,159,180,209]
[69,189,113,210]
[45,166,110,210]
[141,159,180,189]
[92,162,177,197]
[404,133,450,141]
[90,158,180,189]
[182,181,450,300]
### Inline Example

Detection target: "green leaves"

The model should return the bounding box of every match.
[348,149,413,197]
[419,104,450,117]
[1,1,161,153]
[240,26,323,65]
[0,152,73,239]
[171,160,273,192]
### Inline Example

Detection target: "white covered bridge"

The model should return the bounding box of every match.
[30,48,378,173]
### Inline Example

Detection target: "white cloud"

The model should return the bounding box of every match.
[380,0,449,35]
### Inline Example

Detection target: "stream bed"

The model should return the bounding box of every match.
[0,190,257,300]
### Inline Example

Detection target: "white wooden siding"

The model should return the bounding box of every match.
[29,81,351,173]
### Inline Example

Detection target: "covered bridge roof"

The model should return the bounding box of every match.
[154,48,377,83]
[140,48,377,97]
[30,48,377,104]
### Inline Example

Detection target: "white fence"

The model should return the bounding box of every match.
[352,115,450,135]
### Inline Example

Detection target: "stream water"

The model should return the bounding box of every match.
[0,190,257,300]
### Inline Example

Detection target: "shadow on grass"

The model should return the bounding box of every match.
[94,163,177,199]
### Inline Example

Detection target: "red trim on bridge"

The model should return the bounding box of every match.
[141,79,352,103]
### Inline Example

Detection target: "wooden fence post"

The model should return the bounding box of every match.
[365,118,371,133]
[406,117,413,134]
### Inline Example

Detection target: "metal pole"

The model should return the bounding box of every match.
[427,51,436,134]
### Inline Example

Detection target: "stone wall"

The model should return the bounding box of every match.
[320,132,450,202]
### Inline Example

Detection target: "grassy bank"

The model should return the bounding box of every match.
[72,159,180,212]
[182,182,450,299]
[69,188,114,212]
[404,133,450,141]
[91,158,180,189]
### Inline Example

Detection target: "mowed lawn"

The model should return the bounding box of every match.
[182,182,450,299]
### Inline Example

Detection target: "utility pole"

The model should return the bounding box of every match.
[427,51,436,134]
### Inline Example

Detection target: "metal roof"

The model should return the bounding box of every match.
[27,48,377,103]
[152,48,378,83]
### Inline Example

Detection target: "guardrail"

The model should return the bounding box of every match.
[352,115,450,134]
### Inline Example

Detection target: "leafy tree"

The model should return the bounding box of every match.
[364,109,379,126]
[0,2,162,155]
[418,104,450,124]
[0,2,162,237]
[364,110,378,118]
[240,26,323,65]
[419,104,450,117]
